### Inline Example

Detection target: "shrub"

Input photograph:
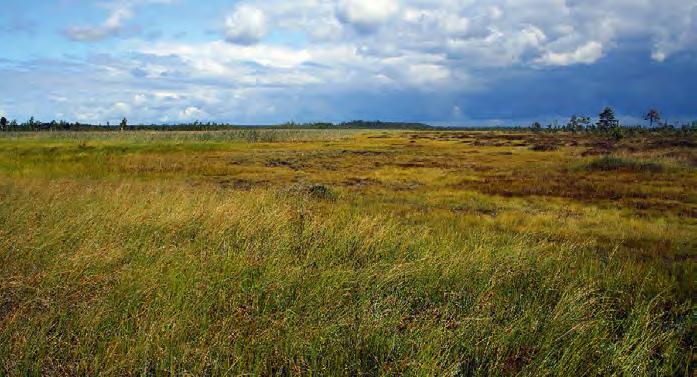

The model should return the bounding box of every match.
[529,143,560,152]
[307,184,336,200]
[584,156,664,173]
[285,183,337,201]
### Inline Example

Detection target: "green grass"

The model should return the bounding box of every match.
[0,130,695,375]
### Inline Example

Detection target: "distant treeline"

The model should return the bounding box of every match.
[1,108,696,137]
[521,107,697,140]
[0,117,434,132]
[281,120,435,130]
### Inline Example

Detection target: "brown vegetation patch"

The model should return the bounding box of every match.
[529,143,560,152]
[211,177,268,190]
[337,149,388,156]
[265,158,308,170]
[342,177,381,188]
[581,140,615,156]
[624,200,697,218]
[583,156,665,173]
[473,141,510,147]
[646,138,697,149]
[472,165,493,172]
[456,170,692,214]
[581,148,612,157]
[389,181,424,191]
[504,347,537,375]
[395,161,449,169]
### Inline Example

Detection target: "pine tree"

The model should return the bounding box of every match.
[596,107,618,132]
[644,109,661,128]
[567,115,591,132]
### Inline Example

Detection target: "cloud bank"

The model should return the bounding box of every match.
[1,0,695,124]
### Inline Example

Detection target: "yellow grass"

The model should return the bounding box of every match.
[0,130,695,375]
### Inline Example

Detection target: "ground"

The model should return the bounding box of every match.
[0,130,695,375]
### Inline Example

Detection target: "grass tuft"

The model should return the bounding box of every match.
[529,143,560,152]
[583,155,665,173]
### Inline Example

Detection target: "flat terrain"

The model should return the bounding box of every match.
[0,130,695,375]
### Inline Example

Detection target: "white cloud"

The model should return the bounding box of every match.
[65,6,133,41]
[224,5,268,45]
[537,41,604,66]
[195,0,697,74]
[124,0,695,111]
[113,101,131,114]
[133,94,147,106]
[649,1,697,62]
[64,0,172,41]
[179,106,207,120]
[406,64,451,84]
[651,50,668,63]
[336,0,399,33]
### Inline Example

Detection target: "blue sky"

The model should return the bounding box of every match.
[1,0,696,126]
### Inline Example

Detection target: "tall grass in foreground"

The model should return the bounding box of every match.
[0,179,692,376]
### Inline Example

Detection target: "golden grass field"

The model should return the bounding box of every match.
[0,129,695,375]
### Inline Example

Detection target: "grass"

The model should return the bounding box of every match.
[583,156,667,173]
[0,129,357,144]
[0,130,695,375]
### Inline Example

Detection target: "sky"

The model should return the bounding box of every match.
[1,0,696,126]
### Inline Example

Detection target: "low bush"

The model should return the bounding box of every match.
[584,156,665,173]
[529,143,560,152]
